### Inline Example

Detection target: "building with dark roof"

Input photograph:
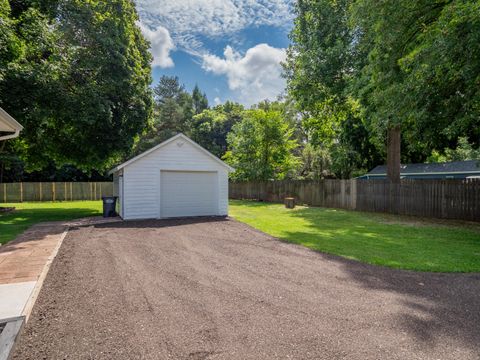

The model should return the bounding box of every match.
[358,160,480,180]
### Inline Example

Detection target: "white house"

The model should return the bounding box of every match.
[0,107,23,141]
[109,133,234,220]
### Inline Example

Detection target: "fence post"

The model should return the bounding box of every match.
[351,179,357,210]
[20,182,23,202]
[441,181,447,218]
[52,182,56,202]
[39,183,42,201]
[70,182,73,201]
[64,182,67,201]
[3,183,6,203]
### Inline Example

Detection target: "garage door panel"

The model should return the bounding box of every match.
[160,171,217,218]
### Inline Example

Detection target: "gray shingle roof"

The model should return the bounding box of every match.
[368,160,480,175]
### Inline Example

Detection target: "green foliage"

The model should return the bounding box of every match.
[297,143,331,180]
[351,0,480,157]
[225,109,299,181]
[192,84,208,115]
[284,0,379,177]
[0,0,23,80]
[284,0,354,111]
[0,0,153,172]
[285,0,480,177]
[428,137,480,163]
[133,76,194,154]
[190,101,243,158]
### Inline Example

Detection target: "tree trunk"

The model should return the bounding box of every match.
[285,197,295,209]
[387,125,401,183]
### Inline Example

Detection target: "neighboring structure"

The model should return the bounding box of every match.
[0,107,23,141]
[109,133,234,220]
[358,160,480,180]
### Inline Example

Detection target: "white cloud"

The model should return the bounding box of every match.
[202,44,286,105]
[138,23,175,68]
[136,0,293,53]
[214,97,222,105]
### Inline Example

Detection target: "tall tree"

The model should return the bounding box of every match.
[133,76,193,154]
[286,0,480,180]
[284,0,379,179]
[351,0,480,180]
[0,0,153,172]
[192,84,209,115]
[225,109,298,181]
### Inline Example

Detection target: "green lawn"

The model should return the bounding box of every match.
[229,200,480,272]
[0,201,102,245]
[2,200,479,272]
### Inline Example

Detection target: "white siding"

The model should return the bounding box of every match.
[121,138,229,220]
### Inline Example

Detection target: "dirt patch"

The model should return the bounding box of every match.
[12,218,480,359]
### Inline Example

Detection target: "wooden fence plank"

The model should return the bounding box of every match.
[0,182,113,203]
[230,179,480,222]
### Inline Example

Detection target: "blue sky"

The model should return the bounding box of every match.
[135,0,294,106]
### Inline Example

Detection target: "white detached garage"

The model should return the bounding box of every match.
[109,133,233,220]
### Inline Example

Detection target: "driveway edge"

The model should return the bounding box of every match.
[21,228,68,322]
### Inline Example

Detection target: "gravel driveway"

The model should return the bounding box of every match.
[13,218,480,360]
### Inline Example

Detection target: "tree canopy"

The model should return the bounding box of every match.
[224,109,298,181]
[1,0,478,182]
[284,0,480,179]
[0,0,152,174]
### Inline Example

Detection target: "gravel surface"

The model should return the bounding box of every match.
[12,218,480,360]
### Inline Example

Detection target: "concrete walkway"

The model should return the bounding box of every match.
[0,217,120,320]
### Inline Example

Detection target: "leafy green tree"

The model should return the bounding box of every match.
[225,109,298,181]
[154,76,185,103]
[133,76,193,154]
[0,0,22,81]
[351,0,480,177]
[286,0,480,180]
[428,137,480,163]
[190,101,243,158]
[284,0,379,178]
[0,0,153,172]
[297,143,331,180]
[192,84,209,115]
[253,99,305,146]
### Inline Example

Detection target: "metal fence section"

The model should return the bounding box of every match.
[0,182,113,202]
[229,179,480,221]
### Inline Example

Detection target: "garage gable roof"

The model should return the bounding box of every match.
[0,107,23,140]
[109,133,234,174]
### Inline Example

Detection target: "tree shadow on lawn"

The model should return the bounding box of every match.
[283,207,480,353]
[282,206,480,272]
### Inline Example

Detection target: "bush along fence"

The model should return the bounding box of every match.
[0,182,113,202]
[229,179,480,222]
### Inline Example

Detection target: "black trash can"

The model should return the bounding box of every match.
[102,196,118,218]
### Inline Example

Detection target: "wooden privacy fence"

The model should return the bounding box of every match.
[229,179,480,222]
[0,182,113,202]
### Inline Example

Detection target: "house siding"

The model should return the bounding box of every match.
[121,138,229,220]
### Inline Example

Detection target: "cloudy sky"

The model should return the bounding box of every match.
[135,0,294,106]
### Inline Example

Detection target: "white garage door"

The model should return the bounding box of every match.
[160,171,218,218]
